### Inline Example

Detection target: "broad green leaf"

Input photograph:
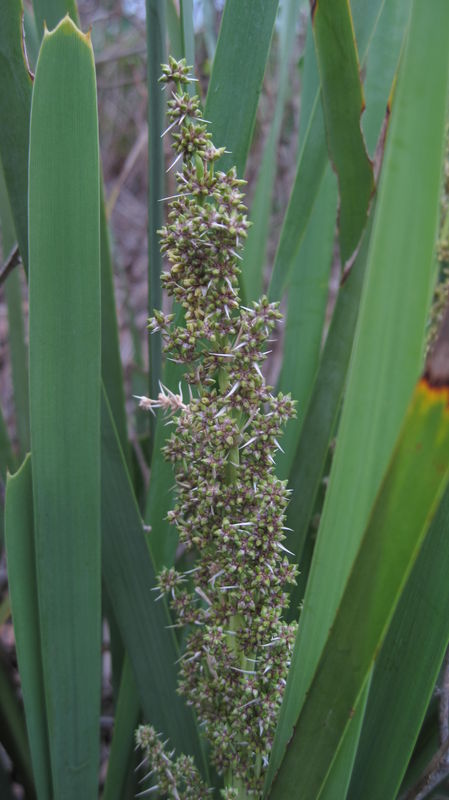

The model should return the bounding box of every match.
[0,162,29,456]
[102,657,140,800]
[204,0,279,177]
[268,0,386,302]
[5,456,52,800]
[269,378,449,798]
[101,389,206,772]
[348,481,449,799]
[146,0,166,414]
[276,164,337,479]
[312,0,374,263]
[29,18,101,799]
[241,0,302,301]
[34,0,128,461]
[0,654,35,798]
[32,0,79,35]
[269,0,449,783]
[0,0,33,269]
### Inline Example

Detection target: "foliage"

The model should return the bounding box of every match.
[0,1,449,799]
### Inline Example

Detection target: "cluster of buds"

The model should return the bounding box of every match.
[137,57,297,797]
[135,725,210,799]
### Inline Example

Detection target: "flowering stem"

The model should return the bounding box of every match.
[137,58,298,799]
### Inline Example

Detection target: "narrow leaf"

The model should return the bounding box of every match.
[29,18,101,798]
[268,0,385,302]
[146,0,166,416]
[276,164,337,479]
[5,455,52,799]
[180,0,194,69]
[0,0,33,269]
[0,162,29,455]
[102,657,140,800]
[241,0,302,300]
[165,0,182,59]
[312,0,374,263]
[0,654,35,798]
[204,0,279,177]
[101,389,205,771]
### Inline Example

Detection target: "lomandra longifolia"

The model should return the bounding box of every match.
[136,58,297,798]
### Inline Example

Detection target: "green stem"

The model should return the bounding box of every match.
[218,368,255,799]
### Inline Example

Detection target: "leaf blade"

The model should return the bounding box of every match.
[28,18,101,798]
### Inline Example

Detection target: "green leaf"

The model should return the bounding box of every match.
[241,0,302,301]
[180,0,194,69]
[361,0,412,156]
[269,0,449,782]
[318,680,370,800]
[0,0,33,269]
[99,189,129,461]
[267,90,327,302]
[268,0,386,302]
[165,0,182,59]
[348,480,449,799]
[146,0,166,417]
[269,378,449,798]
[5,455,52,799]
[101,389,206,772]
[0,162,29,456]
[33,1,129,461]
[28,18,101,799]
[284,214,373,616]
[204,0,279,177]
[312,0,374,263]
[284,0,412,614]
[102,657,140,800]
[0,653,35,798]
[276,164,337,479]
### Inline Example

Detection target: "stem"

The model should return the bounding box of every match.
[218,368,256,799]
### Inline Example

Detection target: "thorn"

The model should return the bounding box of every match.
[225,381,240,399]
[166,152,183,172]
[158,192,192,202]
[135,785,159,798]
[277,542,295,556]
[239,436,257,450]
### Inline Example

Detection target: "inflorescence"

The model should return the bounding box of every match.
[136,56,297,798]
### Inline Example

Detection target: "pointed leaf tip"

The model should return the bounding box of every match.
[44,14,92,46]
